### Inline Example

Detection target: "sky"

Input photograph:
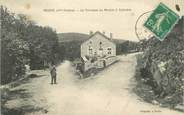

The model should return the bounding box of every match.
[1,0,184,41]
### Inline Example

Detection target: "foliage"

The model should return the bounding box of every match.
[1,6,60,84]
[140,16,184,107]
[59,41,83,61]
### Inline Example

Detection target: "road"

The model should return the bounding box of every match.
[4,53,183,115]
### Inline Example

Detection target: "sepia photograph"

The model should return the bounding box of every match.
[0,0,184,115]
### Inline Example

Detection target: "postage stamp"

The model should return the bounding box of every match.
[144,2,180,41]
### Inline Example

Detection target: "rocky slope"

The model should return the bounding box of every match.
[135,16,184,111]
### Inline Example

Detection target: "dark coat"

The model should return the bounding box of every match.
[50,66,57,77]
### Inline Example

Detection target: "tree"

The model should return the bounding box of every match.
[1,6,29,84]
[1,6,60,84]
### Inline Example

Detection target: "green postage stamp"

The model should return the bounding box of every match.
[144,3,180,41]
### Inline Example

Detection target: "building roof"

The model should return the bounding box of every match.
[89,31,111,40]
[82,31,116,45]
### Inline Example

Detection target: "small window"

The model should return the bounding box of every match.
[99,48,103,50]
[89,49,93,54]
[107,47,112,54]
[99,42,102,47]
[88,46,93,55]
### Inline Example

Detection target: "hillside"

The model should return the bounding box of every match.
[57,33,89,42]
[57,32,127,43]
[134,16,184,111]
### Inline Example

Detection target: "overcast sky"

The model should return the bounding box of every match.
[1,0,183,41]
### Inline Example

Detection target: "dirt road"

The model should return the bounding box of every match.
[4,53,183,115]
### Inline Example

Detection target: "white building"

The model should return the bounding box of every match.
[81,31,117,71]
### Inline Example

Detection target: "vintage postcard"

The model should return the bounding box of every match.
[0,0,184,115]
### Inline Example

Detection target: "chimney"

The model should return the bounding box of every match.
[89,31,93,35]
[110,33,113,39]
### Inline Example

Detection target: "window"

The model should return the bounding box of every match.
[98,42,104,56]
[99,48,103,51]
[107,47,112,54]
[88,46,93,55]
[99,42,102,49]
[88,41,93,55]
[94,52,97,55]
[98,48,103,57]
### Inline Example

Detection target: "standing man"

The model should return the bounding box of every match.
[50,64,57,84]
